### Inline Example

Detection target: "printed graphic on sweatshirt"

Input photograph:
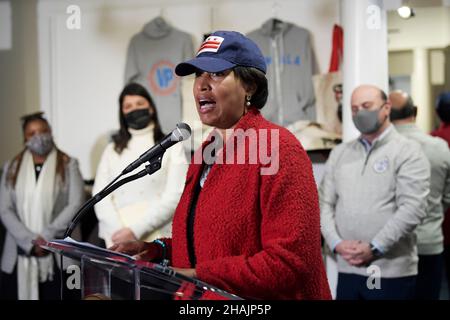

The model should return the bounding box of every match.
[373,157,389,173]
[147,60,179,96]
[265,54,302,66]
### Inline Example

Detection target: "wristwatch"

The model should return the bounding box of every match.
[370,243,383,258]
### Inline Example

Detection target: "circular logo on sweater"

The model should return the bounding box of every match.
[373,157,389,173]
[147,60,179,96]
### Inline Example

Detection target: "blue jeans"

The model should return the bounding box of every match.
[336,272,416,300]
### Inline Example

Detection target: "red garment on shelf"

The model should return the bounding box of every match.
[329,24,343,72]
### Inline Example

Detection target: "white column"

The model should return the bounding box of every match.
[412,47,432,132]
[323,0,389,300]
[341,0,389,142]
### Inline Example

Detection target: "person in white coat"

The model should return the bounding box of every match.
[93,83,188,248]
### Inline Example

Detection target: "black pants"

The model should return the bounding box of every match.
[336,272,416,300]
[415,253,443,300]
[443,245,450,296]
[0,256,61,300]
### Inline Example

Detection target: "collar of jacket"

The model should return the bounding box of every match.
[186,108,262,184]
[260,18,292,37]
[394,122,421,135]
[354,124,398,152]
[199,107,261,147]
[143,16,172,39]
[128,122,155,137]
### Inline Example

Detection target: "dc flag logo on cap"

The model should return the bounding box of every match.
[175,30,267,76]
[197,36,225,55]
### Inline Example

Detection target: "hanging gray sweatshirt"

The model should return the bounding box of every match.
[247,18,318,126]
[124,17,194,133]
[320,126,430,277]
[395,123,450,255]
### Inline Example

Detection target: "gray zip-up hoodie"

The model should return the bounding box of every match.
[395,123,450,255]
[124,17,194,133]
[247,19,318,126]
[320,126,430,277]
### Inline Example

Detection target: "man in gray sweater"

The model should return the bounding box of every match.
[320,85,430,299]
[390,90,450,300]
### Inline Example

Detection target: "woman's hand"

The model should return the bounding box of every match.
[109,240,148,255]
[109,240,160,261]
[32,235,50,257]
[173,268,197,278]
[111,227,137,244]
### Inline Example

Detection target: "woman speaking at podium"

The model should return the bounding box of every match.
[111,31,331,300]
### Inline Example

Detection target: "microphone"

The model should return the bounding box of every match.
[122,122,191,175]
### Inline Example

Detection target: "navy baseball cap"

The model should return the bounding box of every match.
[436,92,450,122]
[437,92,450,108]
[175,30,267,76]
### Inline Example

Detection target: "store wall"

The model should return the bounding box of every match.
[0,0,40,167]
[36,0,340,179]
[388,51,413,76]
[3,2,449,174]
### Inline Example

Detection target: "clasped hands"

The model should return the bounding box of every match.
[334,240,374,267]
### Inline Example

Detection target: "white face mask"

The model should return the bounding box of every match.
[26,133,54,156]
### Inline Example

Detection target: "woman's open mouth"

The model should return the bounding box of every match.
[199,99,216,113]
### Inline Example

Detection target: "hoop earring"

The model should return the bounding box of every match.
[246,95,252,107]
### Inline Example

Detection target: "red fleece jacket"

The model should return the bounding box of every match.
[165,109,331,300]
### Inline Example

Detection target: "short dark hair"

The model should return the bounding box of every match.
[380,89,387,102]
[233,66,268,109]
[20,112,50,133]
[390,94,417,120]
[436,92,450,123]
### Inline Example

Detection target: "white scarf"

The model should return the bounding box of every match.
[15,149,56,300]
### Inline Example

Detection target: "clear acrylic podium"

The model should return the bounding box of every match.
[41,238,242,300]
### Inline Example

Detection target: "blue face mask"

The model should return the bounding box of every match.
[26,133,54,156]
[352,103,387,134]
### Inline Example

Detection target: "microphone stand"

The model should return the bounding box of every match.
[64,154,164,238]
[59,154,164,300]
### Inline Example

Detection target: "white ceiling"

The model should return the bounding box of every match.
[384,0,450,11]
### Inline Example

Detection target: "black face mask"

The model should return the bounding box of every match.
[124,109,153,130]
